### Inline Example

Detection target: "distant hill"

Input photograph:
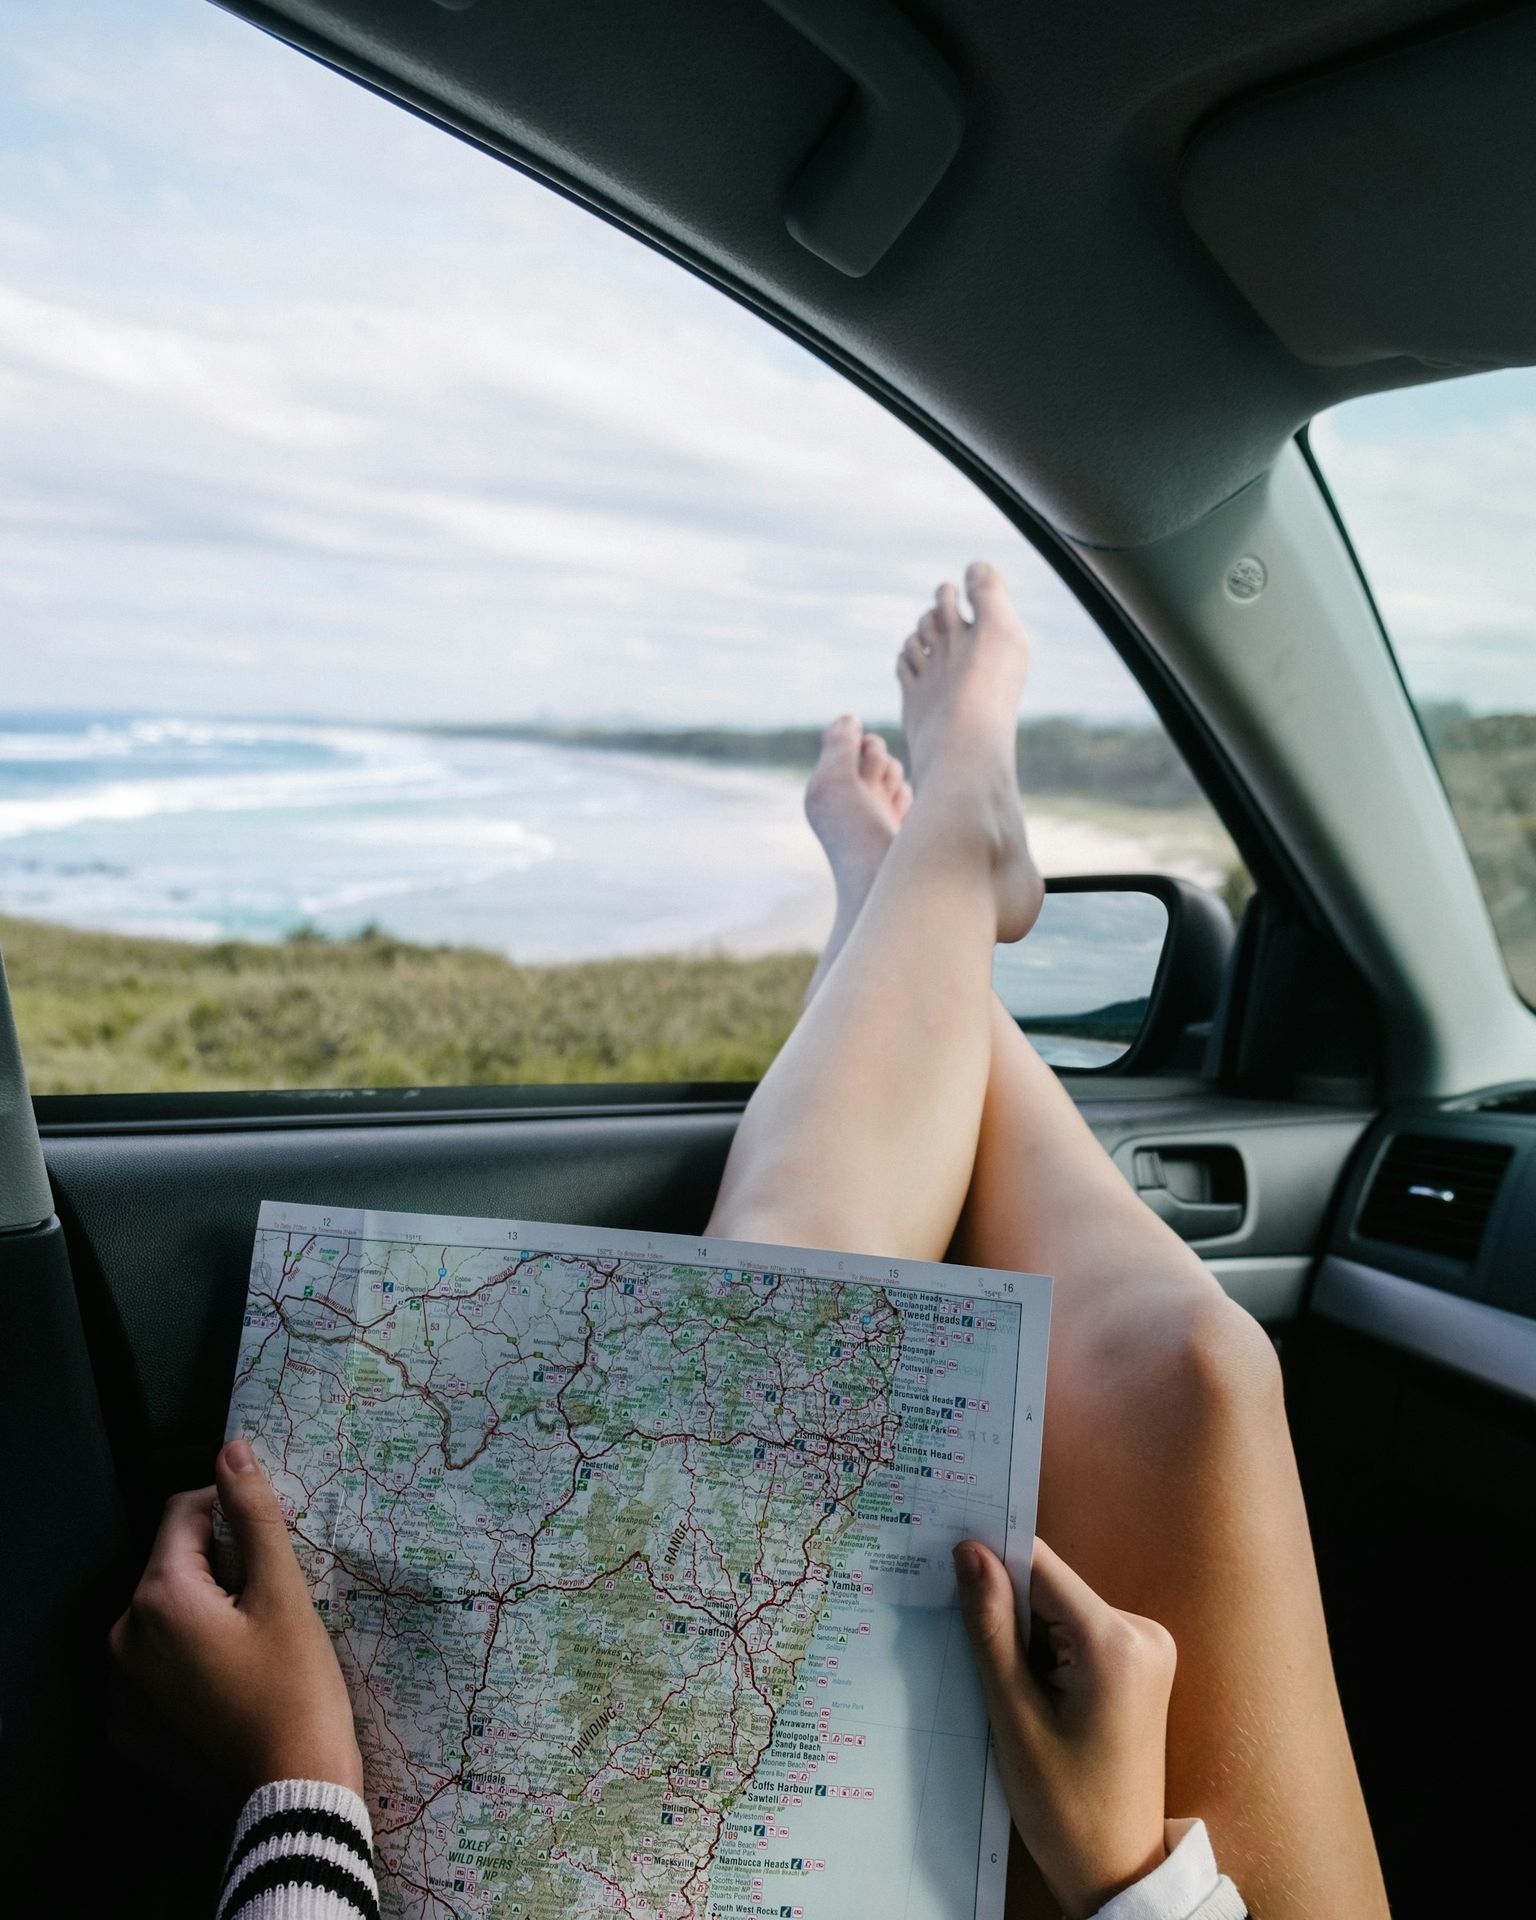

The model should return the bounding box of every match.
[425,717,1207,811]
[1421,707,1536,1001]
[1020,997,1149,1043]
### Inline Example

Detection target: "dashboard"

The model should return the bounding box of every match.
[1315,1087,1536,1408]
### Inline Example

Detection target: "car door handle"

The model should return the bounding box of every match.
[1139,1190,1246,1239]
[762,0,966,276]
[1133,1146,1247,1242]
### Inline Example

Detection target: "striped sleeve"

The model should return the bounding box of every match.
[218,1779,379,1920]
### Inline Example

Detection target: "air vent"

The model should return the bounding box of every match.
[1457,1086,1536,1116]
[1357,1134,1514,1262]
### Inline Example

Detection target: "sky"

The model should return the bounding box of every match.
[0,0,1143,729]
[0,1,1530,729]
[1313,372,1536,714]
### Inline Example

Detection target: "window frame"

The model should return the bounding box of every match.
[12,20,1323,1123]
[16,433,1295,1127]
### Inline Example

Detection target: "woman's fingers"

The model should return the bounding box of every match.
[1025,1537,1115,1631]
[954,1539,1177,1919]
[958,1537,1157,1715]
[142,1486,216,1583]
[216,1440,310,1614]
[1028,1538,1176,1700]
[954,1540,1040,1719]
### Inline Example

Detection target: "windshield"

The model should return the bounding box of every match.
[1313,372,1536,1009]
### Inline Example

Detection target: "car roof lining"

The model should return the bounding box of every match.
[213,0,1535,548]
[1183,7,1536,372]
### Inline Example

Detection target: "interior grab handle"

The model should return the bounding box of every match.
[1132,1145,1247,1244]
[761,0,966,277]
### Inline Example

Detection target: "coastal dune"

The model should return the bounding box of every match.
[725,768,1233,958]
[0,715,1240,964]
[0,713,1245,1093]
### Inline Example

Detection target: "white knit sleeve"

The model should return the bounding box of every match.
[217,1778,378,1920]
[1091,1818,1248,1920]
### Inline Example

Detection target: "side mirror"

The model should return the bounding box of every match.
[992,874,1235,1073]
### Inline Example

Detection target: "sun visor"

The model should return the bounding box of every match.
[1181,10,1536,370]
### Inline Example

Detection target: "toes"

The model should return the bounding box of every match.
[892,777,913,822]
[964,560,1011,621]
[815,715,863,777]
[917,608,944,653]
[899,633,926,678]
[879,755,905,800]
[859,733,887,776]
[934,582,963,635]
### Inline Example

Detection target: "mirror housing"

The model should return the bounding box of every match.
[993,874,1235,1074]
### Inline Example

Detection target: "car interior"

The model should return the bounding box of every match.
[4,1,1535,1912]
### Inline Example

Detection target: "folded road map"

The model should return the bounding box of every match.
[225,1200,1052,1920]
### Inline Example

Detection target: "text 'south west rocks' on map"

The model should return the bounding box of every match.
[225,1201,1052,1920]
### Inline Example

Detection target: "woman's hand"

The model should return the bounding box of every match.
[109,1439,363,1797]
[954,1536,1175,1920]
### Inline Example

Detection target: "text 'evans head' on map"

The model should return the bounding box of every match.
[226,1202,1051,1920]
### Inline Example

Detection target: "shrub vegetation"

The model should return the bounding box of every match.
[1,915,816,1094]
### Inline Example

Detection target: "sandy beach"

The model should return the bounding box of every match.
[0,715,1239,968]
[721,771,1237,958]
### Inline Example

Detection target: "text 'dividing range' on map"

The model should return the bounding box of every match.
[226,1202,1051,1920]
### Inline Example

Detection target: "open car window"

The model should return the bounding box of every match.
[2,0,1241,1095]
[1313,373,1536,1009]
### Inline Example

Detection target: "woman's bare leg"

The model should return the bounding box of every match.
[707,564,1039,1261]
[955,1020,1387,1917]
[792,634,1386,1915]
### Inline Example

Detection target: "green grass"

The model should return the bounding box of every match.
[1422,709,1536,1003]
[20,704,1532,1098]
[433,716,1212,810]
[1,916,817,1095]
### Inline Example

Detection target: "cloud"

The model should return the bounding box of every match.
[0,284,357,445]
[1,0,1149,727]
[6,5,1531,732]
[1311,377,1536,713]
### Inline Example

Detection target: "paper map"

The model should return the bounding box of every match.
[225,1200,1051,1920]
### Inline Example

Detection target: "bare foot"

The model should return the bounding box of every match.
[896,562,1043,942]
[803,716,912,1000]
[805,716,912,913]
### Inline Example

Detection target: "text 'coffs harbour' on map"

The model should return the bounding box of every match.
[226,1202,1051,1920]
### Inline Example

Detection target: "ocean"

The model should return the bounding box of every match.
[0,713,829,962]
[0,714,1228,1072]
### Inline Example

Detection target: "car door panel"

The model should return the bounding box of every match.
[39,1088,1369,1525]
[14,1079,1374,1905]
[44,1111,739,1516]
[18,1083,1531,1916]
[1288,1102,1536,1916]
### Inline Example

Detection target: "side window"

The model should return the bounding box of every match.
[1313,374,1536,1009]
[1,2,1240,1094]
